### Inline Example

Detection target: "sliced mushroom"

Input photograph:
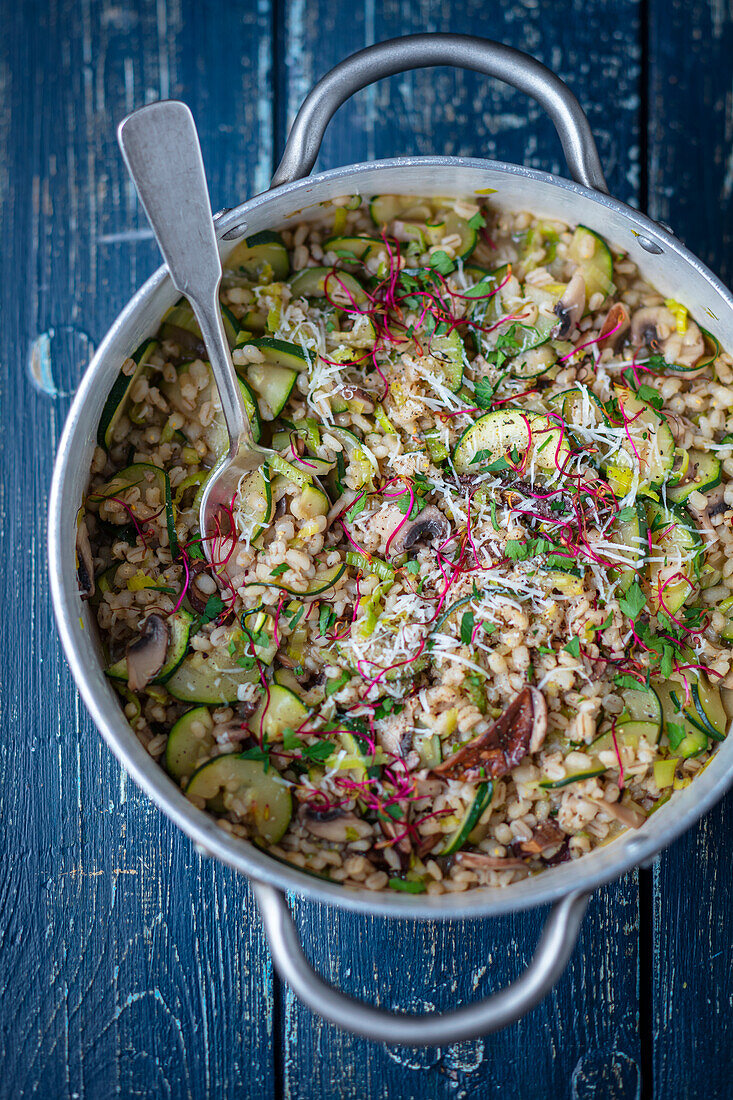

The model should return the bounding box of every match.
[340,386,376,415]
[599,303,630,350]
[518,820,565,855]
[125,613,169,691]
[76,517,95,600]
[630,305,705,368]
[554,271,585,339]
[596,798,646,829]
[303,810,373,842]
[688,483,727,541]
[431,685,547,782]
[389,505,450,556]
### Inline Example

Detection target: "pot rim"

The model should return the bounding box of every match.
[49,153,733,920]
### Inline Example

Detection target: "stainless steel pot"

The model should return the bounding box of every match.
[49,34,733,1046]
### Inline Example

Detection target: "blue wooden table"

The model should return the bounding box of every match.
[2,2,732,1096]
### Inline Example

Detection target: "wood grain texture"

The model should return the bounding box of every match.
[648,6,733,1096]
[0,2,276,1097]
[276,3,644,1097]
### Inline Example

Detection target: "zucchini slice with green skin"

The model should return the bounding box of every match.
[655,679,710,754]
[97,338,159,449]
[165,705,215,782]
[567,226,614,304]
[369,195,433,227]
[238,359,299,421]
[427,210,477,259]
[605,387,675,494]
[106,608,195,684]
[251,684,308,742]
[439,781,493,854]
[166,617,277,704]
[621,684,663,729]
[238,377,263,443]
[234,465,275,544]
[666,450,721,503]
[670,674,728,742]
[322,235,383,261]
[452,407,571,476]
[289,266,368,306]
[235,332,309,371]
[427,328,466,392]
[592,720,660,755]
[186,754,292,843]
[645,501,701,614]
[414,731,443,769]
[539,767,607,789]
[160,297,239,350]
[226,230,290,282]
[91,462,179,558]
[608,501,647,595]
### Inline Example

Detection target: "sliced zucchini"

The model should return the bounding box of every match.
[539,767,607,789]
[592,720,660,755]
[438,782,493,855]
[235,332,309,371]
[414,731,443,770]
[238,377,263,443]
[606,387,675,494]
[608,501,647,595]
[670,673,728,742]
[655,679,710,753]
[106,608,195,684]
[621,684,663,729]
[226,230,290,282]
[369,195,433,227]
[97,338,159,449]
[428,210,477,259]
[327,427,376,490]
[160,297,239,350]
[646,501,701,614]
[322,235,382,261]
[166,617,277,704]
[427,328,466,392]
[251,684,308,742]
[91,462,178,558]
[165,706,215,782]
[233,465,275,544]
[237,357,299,421]
[186,754,292,843]
[567,226,614,304]
[289,266,368,306]
[452,407,571,476]
[667,450,721,504]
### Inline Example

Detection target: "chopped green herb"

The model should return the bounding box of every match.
[468,211,487,230]
[388,877,427,894]
[269,563,289,577]
[325,670,350,697]
[563,636,581,658]
[474,377,496,409]
[460,610,475,645]
[618,582,647,620]
[428,250,455,275]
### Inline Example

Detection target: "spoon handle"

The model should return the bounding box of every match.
[118,100,250,457]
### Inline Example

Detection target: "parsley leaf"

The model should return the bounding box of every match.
[638,383,663,410]
[428,250,455,275]
[460,610,475,644]
[187,542,205,561]
[467,212,487,230]
[474,377,495,409]
[302,740,335,763]
[345,494,367,523]
[563,636,581,658]
[666,721,687,751]
[269,563,289,577]
[614,674,644,691]
[405,560,420,574]
[505,539,528,561]
[198,595,226,626]
[618,582,647,620]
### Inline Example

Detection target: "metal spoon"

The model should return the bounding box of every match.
[118,99,268,558]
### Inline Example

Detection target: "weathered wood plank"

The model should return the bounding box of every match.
[0,1,276,1097]
[277,4,644,1097]
[276,0,643,204]
[648,8,733,1096]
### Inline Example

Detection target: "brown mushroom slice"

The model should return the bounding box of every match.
[688,483,727,541]
[389,505,450,556]
[126,614,169,691]
[431,685,546,782]
[554,271,585,339]
[599,303,630,350]
[596,798,646,829]
[76,517,95,600]
[303,811,373,842]
[518,820,565,855]
[630,305,705,368]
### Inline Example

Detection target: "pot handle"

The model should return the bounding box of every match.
[252,881,589,1045]
[271,33,608,193]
